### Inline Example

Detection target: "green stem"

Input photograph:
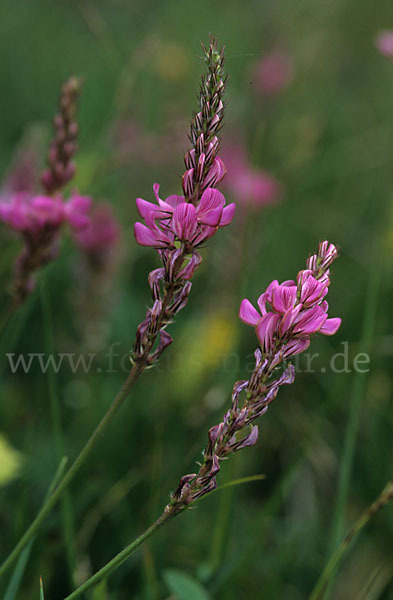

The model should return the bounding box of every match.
[0,362,143,580]
[63,509,177,600]
[309,477,393,600]
[329,242,381,555]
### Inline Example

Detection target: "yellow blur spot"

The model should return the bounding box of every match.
[153,42,190,81]
[173,311,237,395]
[201,313,236,366]
[0,434,23,486]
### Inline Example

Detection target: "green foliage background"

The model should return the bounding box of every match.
[0,0,392,598]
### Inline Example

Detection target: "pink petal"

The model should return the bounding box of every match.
[193,224,217,246]
[257,280,279,314]
[293,306,327,335]
[279,304,302,336]
[136,197,158,219]
[172,203,198,240]
[256,313,279,351]
[197,188,225,226]
[134,222,166,248]
[320,317,341,335]
[161,194,184,209]
[271,285,297,313]
[239,299,261,326]
[198,205,223,226]
[219,203,236,226]
[283,338,310,358]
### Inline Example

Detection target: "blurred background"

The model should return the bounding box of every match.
[0,0,392,598]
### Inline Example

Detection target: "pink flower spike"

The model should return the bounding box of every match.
[239,299,261,326]
[320,317,341,336]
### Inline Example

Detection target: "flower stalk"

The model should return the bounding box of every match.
[0,36,232,582]
[61,241,341,598]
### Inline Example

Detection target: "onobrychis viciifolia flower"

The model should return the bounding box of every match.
[167,241,341,509]
[0,77,92,305]
[132,37,235,366]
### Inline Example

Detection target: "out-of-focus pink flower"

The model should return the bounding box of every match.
[0,193,65,235]
[134,184,235,249]
[222,143,282,209]
[0,191,92,239]
[375,30,393,58]
[64,193,92,231]
[252,51,294,97]
[74,203,120,257]
[239,241,341,358]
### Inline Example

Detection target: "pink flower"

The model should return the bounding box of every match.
[0,192,65,235]
[64,193,92,231]
[73,203,120,256]
[134,184,235,249]
[252,51,294,97]
[375,30,393,58]
[0,191,92,238]
[221,143,282,209]
[239,242,341,356]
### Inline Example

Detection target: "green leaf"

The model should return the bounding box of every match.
[92,579,108,600]
[163,569,211,600]
[39,576,45,600]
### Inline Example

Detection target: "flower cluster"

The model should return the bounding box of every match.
[134,184,234,250]
[0,192,91,236]
[132,38,233,366]
[167,241,341,509]
[239,241,341,361]
[0,77,98,305]
[0,191,91,303]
